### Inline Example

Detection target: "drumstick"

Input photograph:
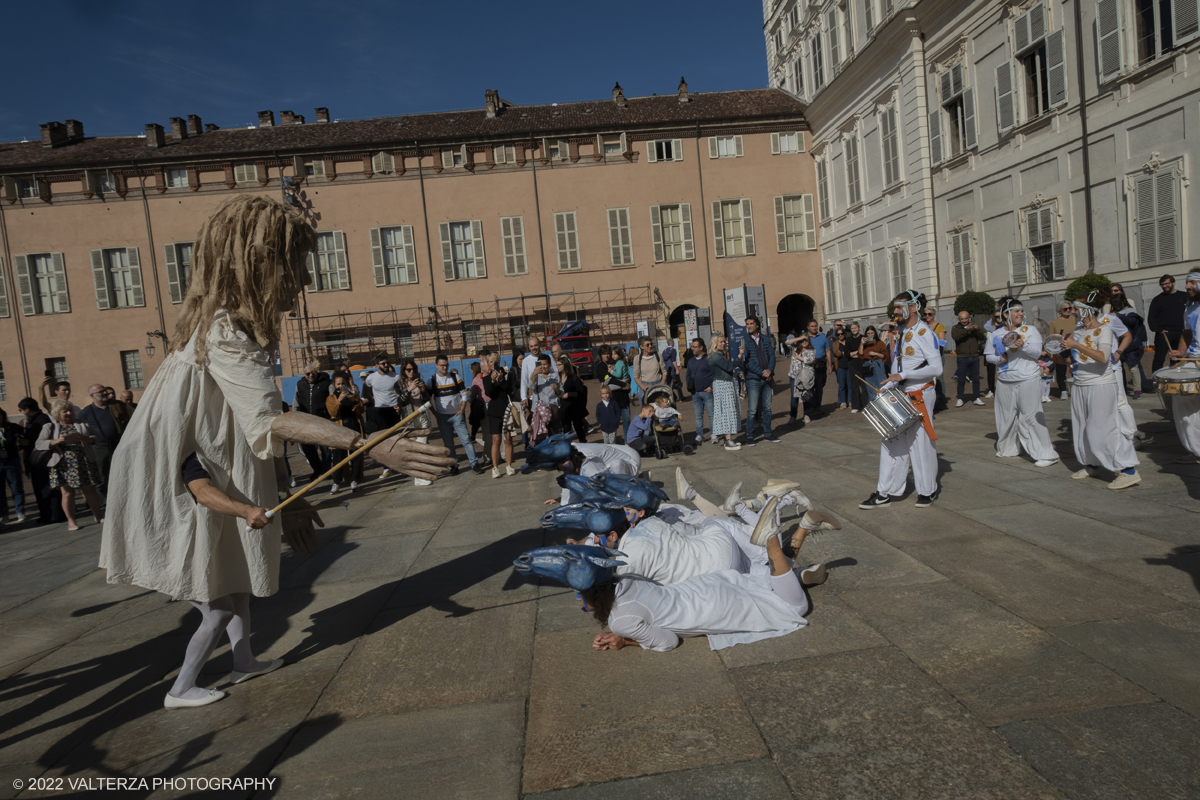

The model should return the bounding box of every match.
[854,374,882,394]
[249,401,432,532]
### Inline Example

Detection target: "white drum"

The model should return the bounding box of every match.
[862,387,922,441]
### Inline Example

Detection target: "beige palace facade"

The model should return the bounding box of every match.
[0,83,820,401]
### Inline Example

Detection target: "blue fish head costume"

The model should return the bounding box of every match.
[512,545,626,592]
[586,474,668,512]
[520,433,576,474]
[541,502,625,535]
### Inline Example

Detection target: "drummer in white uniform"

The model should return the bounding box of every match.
[1166,271,1200,462]
[1061,287,1141,489]
[983,297,1058,467]
[860,290,943,509]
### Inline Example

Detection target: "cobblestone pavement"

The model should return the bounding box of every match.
[2,375,1199,799]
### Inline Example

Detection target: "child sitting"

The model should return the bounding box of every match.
[626,405,655,453]
[1039,352,1053,403]
[652,393,681,431]
[596,386,621,445]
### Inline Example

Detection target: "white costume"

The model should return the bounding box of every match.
[1170,294,1200,457]
[984,324,1057,462]
[877,320,942,497]
[1093,313,1139,443]
[600,509,772,583]
[559,443,640,505]
[608,572,808,652]
[100,311,283,602]
[1070,325,1139,473]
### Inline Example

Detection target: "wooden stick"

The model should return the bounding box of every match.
[251,401,432,531]
[854,374,881,394]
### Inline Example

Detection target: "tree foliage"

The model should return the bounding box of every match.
[953,291,997,316]
[1063,273,1112,302]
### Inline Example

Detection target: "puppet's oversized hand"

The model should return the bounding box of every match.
[372,431,455,482]
[271,412,360,451]
[281,496,324,555]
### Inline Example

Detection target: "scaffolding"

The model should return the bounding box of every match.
[285,285,658,372]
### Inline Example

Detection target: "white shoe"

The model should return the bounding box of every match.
[1061,391,1069,400]
[350,481,358,491]
[973,398,985,406]
[802,415,810,423]
[415,478,432,486]
[723,440,742,451]
[721,480,744,513]
[783,489,812,513]
[506,465,517,476]
[1107,471,1141,490]
[676,468,696,501]
[985,391,994,399]
[491,467,501,479]
[694,435,704,444]
[329,483,340,495]
[1034,459,1057,468]
[955,399,964,408]
[379,469,391,480]
[799,510,842,532]
[762,479,802,497]
[1072,466,1101,480]
[800,563,828,586]
[751,497,781,546]
[228,658,284,685]
[288,476,298,488]
[850,409,859,414]
[164,689,226,709]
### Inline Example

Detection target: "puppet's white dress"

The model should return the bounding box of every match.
[100,310,283,602]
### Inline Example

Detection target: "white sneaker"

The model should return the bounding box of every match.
[723,440,742,451]
[1062,391,1069,399]
[694,435,704,444]
[802,415,810,423]
[955,399,964,408]
[985,391,994,399]
[1033,459,1057,468]
[799,510,841,531]
[676,468,697,501]
[414,478,432,486]
[721,480,744,513]
[350,481,358,491]
[850,409,859,414]
[289,476,298,488]
[799,563,828,586]
[329,483,339,495]
[973,398,985,406]
[1107,471,1141,490]
[164,689,226,709]
[750,498,781,546]
[1072,466,1100,480]
[379,469,391,480]
[506,465,517,476]
[491,467,502,479]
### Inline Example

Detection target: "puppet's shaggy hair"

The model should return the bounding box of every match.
[171,195,317,362]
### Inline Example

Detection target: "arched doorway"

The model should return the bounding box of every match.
[776,294,816,339]
[669,304,698,340]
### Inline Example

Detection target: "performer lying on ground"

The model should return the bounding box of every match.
[515,496,817,652]
[99,196,455,709]
[1167,271,1200,463]
[521,433,641,505]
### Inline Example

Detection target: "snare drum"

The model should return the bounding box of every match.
[1155,363,1200,395]
[862,387,922,441]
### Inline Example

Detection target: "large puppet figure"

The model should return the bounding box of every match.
[100,196,454,708]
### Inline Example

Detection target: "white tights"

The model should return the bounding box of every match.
[169,592,271,701]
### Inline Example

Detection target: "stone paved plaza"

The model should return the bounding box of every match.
[2,383,1199,799]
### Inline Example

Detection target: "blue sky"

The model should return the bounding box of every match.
[2,0,769,142]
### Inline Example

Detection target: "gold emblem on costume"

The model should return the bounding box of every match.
[905,346,915,356]
[905,332,913,343]
[1100,316,1110,325]
[1083,336,1093,347]
[1020,326,1028,333]
[918,328,927,335]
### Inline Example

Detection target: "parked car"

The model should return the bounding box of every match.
[548,320,594,379]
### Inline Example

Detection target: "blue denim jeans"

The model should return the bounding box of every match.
[0,456,25,518]
[692,390,713,438]
[745,380,773,440]
[619,404,632,443]
[836,367,851,405]
[436,411,477,467]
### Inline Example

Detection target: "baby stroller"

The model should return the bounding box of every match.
[643,385,693,459]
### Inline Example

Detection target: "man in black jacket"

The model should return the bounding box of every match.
[1149,274,1188,373]
[293,364,332,480]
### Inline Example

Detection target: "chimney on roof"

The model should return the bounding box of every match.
[169,117,188,140]
[204,123,220,132]
[281,110,295,125]
[145,123,165,148]
[257,110,275,127]
[613,82,627,108]
[678,77,690,103]
[40,121,68,148]
[188,114,203,135]
[315,107,330,123]
[485,89,500,118]
[64,119,85,140]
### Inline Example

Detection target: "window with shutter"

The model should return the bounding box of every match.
[711,201,725,257]
[929,108,943,166]
[470,220,486,278]
[812,30,826,88]
[656,205,691,263]
[0,257,7,319]
[880,106,901,185]
[1009,249,1031,284]
[680,204,694,261]
[372,152,395,174]
[1046,29,1068,108]
[890,246,909,295]
[777,194,815,252]
[825,267,838,313]
[1050,240,1067,280]
[332,231,349,289]
[375,226,415,285]
[234,162,257,184]
[500,216,528,275]
[854,257,870,309]
[1177,0,1200,44]
[441,150,455,169]
[827,10,840,66]
[439,223,455,280]
[1133,0,1182,64]
[708,137,719,159]
[1135,171,1181,267]
[650,206,665,262]
[1096,0,1125,82]
[951,231,974,292]
[554,212,580,271]
[741,198,755,255]
[846,134,862,206]
[304,159,326,178]
[713,136,740,158]
[121,350,144,390]
[166,169,188,189]
[125,247,145,307]
[865,0,875,32]
[310,232,344,291]
[817,158,831,220]
[607,208,633,266]
[771,133,781,155]
[995,61,1017,133]
[90,249,111,310]
[650,140,681,162]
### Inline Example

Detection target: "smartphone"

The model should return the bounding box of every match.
[44,369,54,378]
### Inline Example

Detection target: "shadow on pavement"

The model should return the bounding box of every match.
[1144,547,1200,597]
